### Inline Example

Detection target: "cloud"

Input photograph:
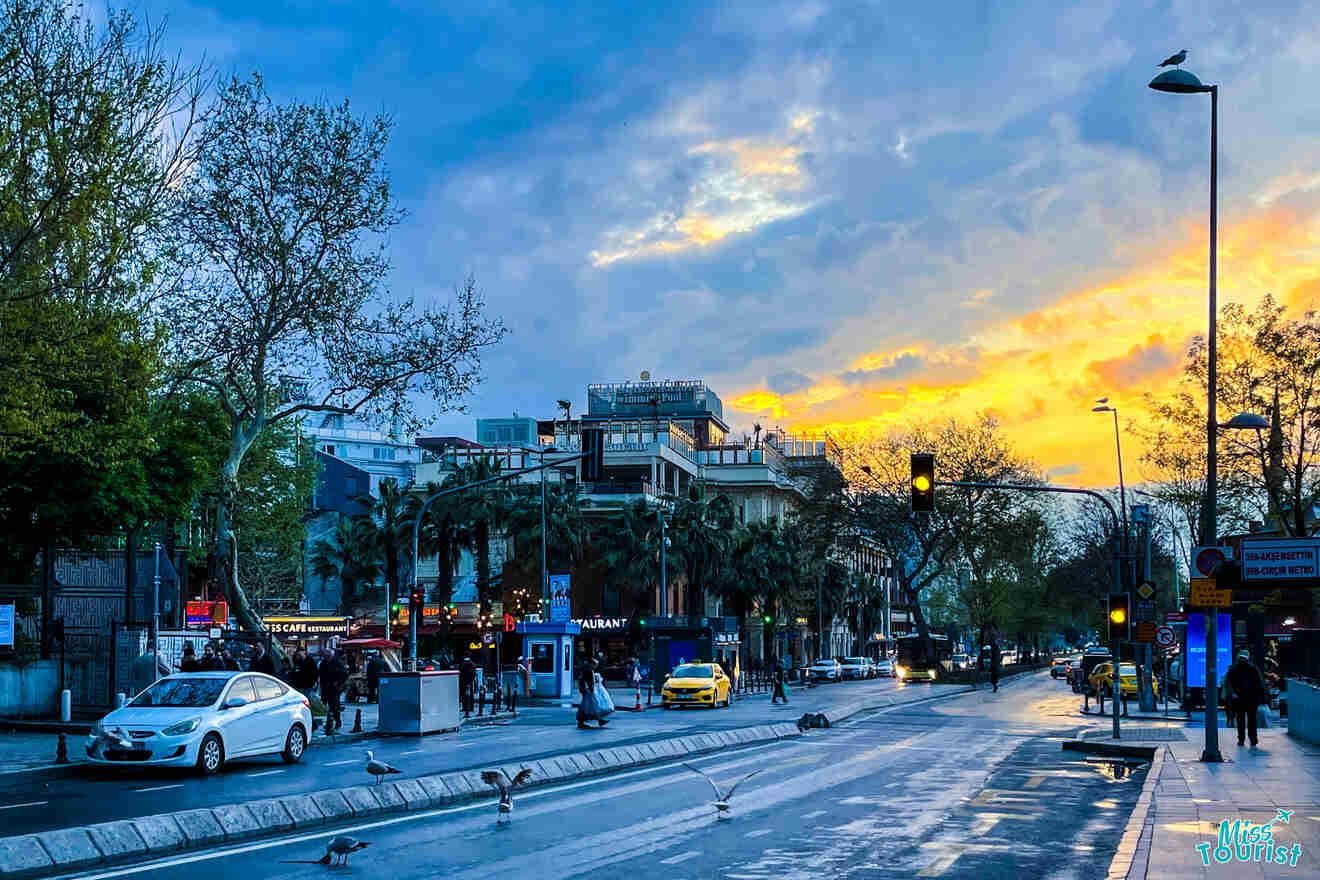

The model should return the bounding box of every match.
[767,370,814,395]
[1047,463,1082,478]
[1085,336,1185,391]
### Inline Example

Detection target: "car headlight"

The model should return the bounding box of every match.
[162,718,200,736]
[896,666,907,678]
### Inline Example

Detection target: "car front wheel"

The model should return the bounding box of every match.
[282,724,306,763]
[197,733,224,776]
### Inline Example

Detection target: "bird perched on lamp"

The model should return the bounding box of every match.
[1158,49,1187,67]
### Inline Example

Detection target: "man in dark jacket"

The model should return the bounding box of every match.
[318,649,349,733]
[222,649,241,671]
[458,655,476,716]
[366,655,384,703]
[200,643,225,671]
[291,649,319,694]
[248,641,277,676]
[179,643,201,672]
[1226,650,1267,747]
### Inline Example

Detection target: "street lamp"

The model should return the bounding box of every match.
[1092,400,1130,580]
[539,444,558,607]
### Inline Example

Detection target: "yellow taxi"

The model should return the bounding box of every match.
[660,662,731,709]
[1088,661,1158,698]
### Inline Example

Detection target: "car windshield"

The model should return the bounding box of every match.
[672,665,712,678]
[1119,664,1137,676]
[129,678,226,708]
[844,658,865,665]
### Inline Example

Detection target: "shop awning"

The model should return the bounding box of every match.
[339,638,402,649]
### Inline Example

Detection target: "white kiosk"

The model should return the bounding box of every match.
[517,621,579,700]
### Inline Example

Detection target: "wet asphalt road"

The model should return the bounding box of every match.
[2,677,929,836]
[52,672,1149,880]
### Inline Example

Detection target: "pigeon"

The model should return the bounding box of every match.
[364,750,401,784]
[318,836,370,866]
[681,763,762,818]
[1159,49,1187,68]
[480,767,533,822]
[94,727,134,753]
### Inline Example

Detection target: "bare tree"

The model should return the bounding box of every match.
[162,75,506,641]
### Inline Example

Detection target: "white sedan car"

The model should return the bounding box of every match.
[86,672,312,775]
[874,658,895,677]
[809,659,842,682]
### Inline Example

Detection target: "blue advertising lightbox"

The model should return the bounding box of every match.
[1186,612,1231,688]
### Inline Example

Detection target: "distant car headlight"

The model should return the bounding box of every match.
[896,666,907,679]
[162,718,200,736]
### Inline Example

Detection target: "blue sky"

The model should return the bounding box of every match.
[137,0,1320,481]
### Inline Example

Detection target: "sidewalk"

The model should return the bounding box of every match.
[0,730,84,774]
[1112,727,1320,878]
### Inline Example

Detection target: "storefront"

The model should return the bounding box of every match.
[262,616,352,657]
[571,617,631,679]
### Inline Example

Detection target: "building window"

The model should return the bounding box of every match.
[322,444,336,456]
[372,447,396,461]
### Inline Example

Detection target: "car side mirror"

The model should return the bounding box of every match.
[223,696,247,710]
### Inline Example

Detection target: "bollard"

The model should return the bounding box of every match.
[509,686,517,715]
[351,708,363,733]
[477,688,486,716]
[60,689,71,723]
[55,733,68,764]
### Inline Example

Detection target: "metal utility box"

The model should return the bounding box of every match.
[377,670,461,734]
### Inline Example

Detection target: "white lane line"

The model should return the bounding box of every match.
[64,741,789,880]
[400,748,424,755]
[133,784,183,793]
[745,829,773,838]
[0,800,47,811]
[659,851,701,864]
[247,769,285,778]
[325,759,357,766]
[802,809,827,819]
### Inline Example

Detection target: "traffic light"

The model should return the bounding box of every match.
[581,428,605,482]
[763,613,774,624]
[1107,592,1130,643]
[910,452,935,513]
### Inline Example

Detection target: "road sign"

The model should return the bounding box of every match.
[0,603,13,648]
[1188,577,1233,607]
[1155,625,1175,647]
[1136,582,1155,600]
[1165,611,1188,623]
[1192,546,1231,578]
[1134,622,1157,643]
[548,573,571,622]
[1240,538,1320,581]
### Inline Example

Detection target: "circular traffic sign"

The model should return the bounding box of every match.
[1194,547,1226,578]
[1155,625,1176,647]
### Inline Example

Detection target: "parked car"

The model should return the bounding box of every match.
[874,658,895,677]
[1074,651,1113,695]
[86,672,312,775]
[1066,660,1083,690]
[1050,658,1071,679]
[951,653,970,671]
[1088,661,1158,699]
[839,657,871,680]
[810,659,843,682]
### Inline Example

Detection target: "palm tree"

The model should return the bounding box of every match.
[408,480,465,606]
[351,478,411,602]
[670,485,739,616]
[504,480,589,575]
[451,454,511,609]
[593,499,662,612]
[309,513,381,611]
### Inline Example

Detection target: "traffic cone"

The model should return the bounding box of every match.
[634,684,642,712]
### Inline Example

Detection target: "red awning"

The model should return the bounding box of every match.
[339,638,402,649]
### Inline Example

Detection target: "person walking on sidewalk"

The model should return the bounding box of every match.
[459,654,477,716]
[772,663,789,704]
[248,641,277,676]
[989,642,1000,693]
[319,649,348,733]
[179,643,201,673]
[1225,650,1267,747]
[291,648,319,697]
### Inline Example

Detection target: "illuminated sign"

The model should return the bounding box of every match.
[1241,539,1320,581]
[263,616,350,637]
[187,601,228,626]
[572,617,627,632]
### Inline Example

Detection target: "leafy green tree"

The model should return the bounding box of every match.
[448,455,511,609]
[668,485,739,616]
[592,499,662,611]
[409,480,464,607]
[309,514,380,611]
[161,74,506,641]
[351,478,412,603]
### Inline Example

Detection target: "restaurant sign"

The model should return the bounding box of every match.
[186,601,228,627]
[572,617,627,632]
[263,616,350,637]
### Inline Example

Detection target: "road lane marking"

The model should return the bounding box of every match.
[133,784,183,793]
[61,741,790,879]
[0,800,47,811]
[802,809,827,819]
[745,829,772,838]
[1024,774,1045,788]
[659,852,700,864]
[400,748,425,754]
[247,769,284,777]
[325,759,356,766]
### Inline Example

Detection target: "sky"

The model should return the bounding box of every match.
[135,0,1320,487]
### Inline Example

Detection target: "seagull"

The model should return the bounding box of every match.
[681,763,762,818]
[94,727,134,753]
[318,836,370,866]
[1158,49,1187,68]
[480,767,533,822]
[364,750,401,784]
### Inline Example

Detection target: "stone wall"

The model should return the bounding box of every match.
[0,659,60,717]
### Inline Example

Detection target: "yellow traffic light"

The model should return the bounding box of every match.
[912,474,932,492]
[1109,608,1126,625]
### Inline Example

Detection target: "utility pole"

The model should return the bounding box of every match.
[152,542,161,678]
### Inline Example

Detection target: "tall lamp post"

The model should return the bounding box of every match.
[1150,62,1271,762]
[1092,400,1130,583]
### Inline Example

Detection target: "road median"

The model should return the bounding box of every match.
[0,722,804,879]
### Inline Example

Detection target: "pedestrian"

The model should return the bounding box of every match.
[577,661,605,729]
[222,648,240,671]
[179,643,201,673]
[248,641,277,676]
[459,654,477,716]
[292,648,319,696]
[518,656,531,697]
[989,642,1000,693]
[366,653,384,704]
[200,642,225,671]
[318,648,349,733]
[130,649,170,696]
[772,663,789,704]
[1225,650,1267,747]
[593,660,614,725]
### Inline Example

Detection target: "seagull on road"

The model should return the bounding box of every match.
[364,750,401,784]
[318,836,370,866]
[94,727,134,754]
[682,763,762,818]
[1159,49,1187,68]
[481,767,533,822]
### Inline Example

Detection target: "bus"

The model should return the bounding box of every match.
[895,633,952,682]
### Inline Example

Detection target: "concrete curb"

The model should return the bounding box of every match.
[0,721,804,879]
[1106,744,1167,880]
